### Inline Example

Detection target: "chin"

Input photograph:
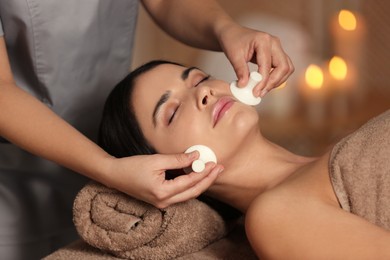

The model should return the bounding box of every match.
[232,109,259,132]
[214,109,259,161]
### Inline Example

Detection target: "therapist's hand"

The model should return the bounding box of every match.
[104,151,224,209]
[218,23,294,97]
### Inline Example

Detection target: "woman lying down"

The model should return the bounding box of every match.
[98,60,390,259]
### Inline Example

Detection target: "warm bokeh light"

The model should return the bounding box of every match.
[338,9,357,31]
[277,81,287,89]
[305,65,323,89]
[329,56,347,81]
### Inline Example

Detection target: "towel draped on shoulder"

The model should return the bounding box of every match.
[329,109,390,230]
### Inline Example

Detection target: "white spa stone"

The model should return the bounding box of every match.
[185,145,217,173]
[191,159,206,173]
[230,71,262,106]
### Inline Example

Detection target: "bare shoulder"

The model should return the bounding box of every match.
[245,182,311,259]
[245,180,390,260]
[245,152,333,253]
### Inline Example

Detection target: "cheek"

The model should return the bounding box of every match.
[151,120,208,154]
[231,109,259,134]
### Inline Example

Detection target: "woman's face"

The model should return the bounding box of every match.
[132,64,259,163]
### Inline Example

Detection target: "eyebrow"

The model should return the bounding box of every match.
[152,66,199,127]
[181,66,199,80]
[152,90,171,127]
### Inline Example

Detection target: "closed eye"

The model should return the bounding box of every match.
[168,104,180,125]
[168,74,209,125]
[194,75,210,87]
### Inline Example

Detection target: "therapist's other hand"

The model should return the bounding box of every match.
[105,152,223,209]
[218,24,294,97]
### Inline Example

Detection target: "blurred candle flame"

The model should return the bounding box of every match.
[305,64,323,89]
[338,9,357,31]
[329,56,347,81]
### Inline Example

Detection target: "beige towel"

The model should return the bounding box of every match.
[44,220,257,260]
[73,182,230,260]
[330,109,390,230]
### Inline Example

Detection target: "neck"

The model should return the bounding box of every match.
[206,133,316,213]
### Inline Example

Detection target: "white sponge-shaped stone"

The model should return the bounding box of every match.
[184,145,217,173]
[230,71,262,106]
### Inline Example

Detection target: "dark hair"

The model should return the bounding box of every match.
[98,60,183,158]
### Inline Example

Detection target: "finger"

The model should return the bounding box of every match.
[287,55,295,76]
[262,50,290,95]
[161,164,224,206]
[160,162,219,198]
[272,56,294,89]
[229,53,250,88]
[253,44,272,97]
[155,151,199,170]
[258,35,293,96]
[163,162,218,193]
[146,162,218,208]
[268,38,294,84]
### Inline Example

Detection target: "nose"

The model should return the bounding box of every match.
[195,85,214,109]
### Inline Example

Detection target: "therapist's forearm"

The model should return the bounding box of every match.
[141,0,235,51]
[0,83,113,181]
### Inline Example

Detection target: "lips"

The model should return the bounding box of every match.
[213,97,235,127]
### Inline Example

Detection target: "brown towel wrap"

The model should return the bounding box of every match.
[73,182,230,259]
[329,109,390,230]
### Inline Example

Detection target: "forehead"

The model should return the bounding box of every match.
[135,63,185,93]
[131,64,185,125]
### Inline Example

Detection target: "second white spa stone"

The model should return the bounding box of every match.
[230,71,262,106]
[185,145,217,173]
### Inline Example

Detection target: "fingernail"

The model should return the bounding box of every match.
[206,161,216,167]
[216,166,224,174]
[187,151,198,160]
[260,89,268,97]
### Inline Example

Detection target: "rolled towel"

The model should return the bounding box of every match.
[73,182,230,260]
